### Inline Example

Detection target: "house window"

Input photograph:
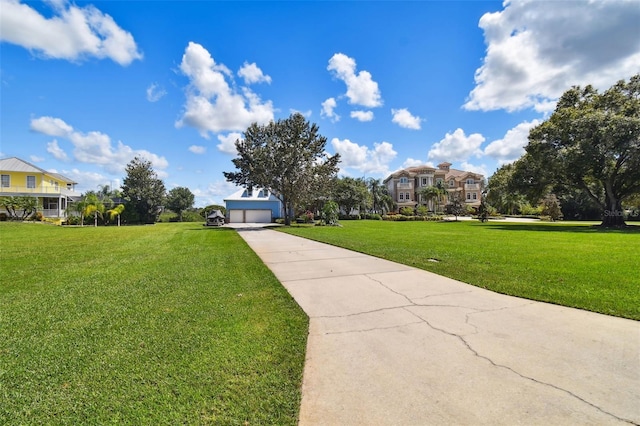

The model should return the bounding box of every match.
[467,178,474,184]
[400,177,408,184]
[466,193,472,200]
[1,175,9,187]
[399,193,404,201]
[54,182,59,190]
[449,179,455,187]
[472,192,477,200]
[405,192,411,201]
[421,177,427,186]
[27,176,36,189]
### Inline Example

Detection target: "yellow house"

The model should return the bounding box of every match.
[0,157,80,218]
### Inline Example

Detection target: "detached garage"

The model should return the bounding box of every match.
[224,188,283,224]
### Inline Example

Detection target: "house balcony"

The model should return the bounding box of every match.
[397,182,413,189]
[464,183,480,191]
[0,185,80,198]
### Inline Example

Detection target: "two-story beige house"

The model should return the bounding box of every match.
[0,157,80,218]
[384,162,485,212]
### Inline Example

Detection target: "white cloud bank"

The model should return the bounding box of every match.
[465,0,640,112]
[484,119,541,164]
[427,128,485,163]
[350,110,374,122]
[238,62,272,84]
[176,42,274,137]
[331,138,397,176]
[31,116,168,176]
[0,0,142,65]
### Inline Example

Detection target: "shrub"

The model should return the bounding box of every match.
[399,207,414,216]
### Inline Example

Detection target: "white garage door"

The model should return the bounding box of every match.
[229,209,272,223]
[229,210,244,223]
[246,209,271,223]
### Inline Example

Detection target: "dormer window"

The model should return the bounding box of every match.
[400,177,408,184]
[467,178,474,184]
[449,179,455,187]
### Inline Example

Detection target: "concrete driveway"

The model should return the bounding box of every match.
[237,228,640,425]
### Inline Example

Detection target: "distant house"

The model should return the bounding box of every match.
[384,162,485,211]
[224,188,283,223]
[0,157,80,218]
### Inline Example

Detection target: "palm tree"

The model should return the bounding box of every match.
[419,182,448,214]
[82,193,105,227]
[367,178,394,214]
[107,204,125,226]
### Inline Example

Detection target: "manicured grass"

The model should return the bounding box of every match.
[0,222,308,424]
[280,220,640,320]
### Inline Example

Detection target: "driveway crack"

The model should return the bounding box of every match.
[402,307,637,425]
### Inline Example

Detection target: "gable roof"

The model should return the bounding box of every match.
[0,157,77,184]
[224,187,279,202]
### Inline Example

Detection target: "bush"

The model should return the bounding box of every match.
[0,213,7,221]
[364,213,381,220]
[399,207,414,216]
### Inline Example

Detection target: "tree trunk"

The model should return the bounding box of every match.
[600,196,626,227]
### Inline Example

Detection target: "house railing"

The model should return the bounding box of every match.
[464,183,480,191]
[0,185,79,197]
[397,183,413,189]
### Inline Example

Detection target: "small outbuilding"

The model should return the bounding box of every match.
[204,210,225,226]
[224,188,283,223]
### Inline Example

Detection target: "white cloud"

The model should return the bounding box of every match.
[31,116,73,137]
[484,119,541,164]
[459,161,488,178]
[331,138,397,176]
[289,108,312,118]
[401,158,427,169]
[427,128,485,163]
[31,116,168,175]
[30,155,44,163]
[238,62,272,84]
[188,145,206,154]
[217,132,242,155]
[391,108,422,130]
[146,83,166,102]
[60,168,112,193]
[321,97,340,122]
[47,139,69,161]
[465,0,640,112]
[192,180,238,206]
[0,0,142,65]
[176,42,274,137]
[350,110,374,122]
[327,53,382,108]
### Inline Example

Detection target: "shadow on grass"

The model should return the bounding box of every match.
[478,222,640,233]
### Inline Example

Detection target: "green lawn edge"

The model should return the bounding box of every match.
[0,222,308,425]
[279,220,640,321]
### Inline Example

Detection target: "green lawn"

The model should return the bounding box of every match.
[280,220,640,320]
[0,222,308,425]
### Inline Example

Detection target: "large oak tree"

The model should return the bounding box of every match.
[224,113,340,225]
[511,75,640,227]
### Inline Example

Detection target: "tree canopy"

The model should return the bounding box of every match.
[121,157,166,224]
[224,113,340,225]
[166,186,195,221]
[333,177,370,216]
[511,74,640,227]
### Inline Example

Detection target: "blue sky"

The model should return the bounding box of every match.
[1,0,639,207]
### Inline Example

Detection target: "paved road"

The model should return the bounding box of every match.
[237,228,640,425]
